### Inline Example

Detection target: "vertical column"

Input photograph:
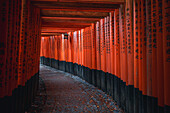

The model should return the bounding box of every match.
[100,19,106,92]
[91,23,97,86]
[96,22,101,89]
[146,0,152,112]
[119,4,127,110]
[140,0,147,102]
[162,0,170,112]
[134,0,139,92]
[126,0,134,112]
[7,0,14,97]
[0,0,9,98]
[88,27,92,83]
[151,0,158,112]
[114,9,120,106]
[106,16,111,95]
[110,11,115,98]
[156,0,164,111]
[140,0,147,113]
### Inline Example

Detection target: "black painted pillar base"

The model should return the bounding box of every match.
[96,70,101,89]
[141,93,147,113]
[92,69,97,87]
[87,68,92,84]
[0,73,39,113]
[120,81,126,111]
[55,60,59,69]
[127,85,134,113]
[51,59,55,68]
[100,71,106,92]
[59,61,62,71]
[43,57,46,65]
[65,62,69,72]
[165,105,170,113]
[59,61,66,71]
[73,63,78,76]
[83,67,86,81]
[147,96,152,113]
[77,65,81,77]
[70,62,74,74]
[134,88,139,113]
[82,66,85,79]
[114,76,120,106]
[47,58,51,66]
[110,75,114,98]
[152,97,158,113]
[41,57,44,64]
[158,106,164,113]
[106,73,111,95]
[0,96,12,113]
[67,62,71,73]
[85,67,88,82]
[80,65,83,79]
[77,65,80,77]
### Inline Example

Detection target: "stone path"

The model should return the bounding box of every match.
[26,65,123,113]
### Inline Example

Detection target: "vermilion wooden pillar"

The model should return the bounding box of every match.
[114,8,120,106]
[0,0,9,98]
[155,1,164,109]
[126,0,134,112]
[100,18,106,91]
[119,4,127,110]
[151,0,158,112]
[163,0,170,112]
[96,22,101,89]
[110,11,115,77]
[146,0,153,112]
[91,23,97,86]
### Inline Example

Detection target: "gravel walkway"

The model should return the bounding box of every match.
[26,65,123,113]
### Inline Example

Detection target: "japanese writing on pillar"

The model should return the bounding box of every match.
[126,4,132,54]
[135,1,138,59]
[147,0,152,53]
[152,0,157,48]
[164,0,170,62]
[121,6,126,54]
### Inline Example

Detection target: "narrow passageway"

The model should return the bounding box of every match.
[26,65,123,113]
[1,0,170,112]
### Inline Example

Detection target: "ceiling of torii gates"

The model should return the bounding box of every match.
[31,0,124,36]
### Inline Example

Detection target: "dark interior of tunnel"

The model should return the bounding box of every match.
[0,0,170,113]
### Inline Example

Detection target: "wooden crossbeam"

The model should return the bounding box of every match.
[41,10,109,18]
[42,18,97,23]
[31,0,124,4]
[31,1,120,11]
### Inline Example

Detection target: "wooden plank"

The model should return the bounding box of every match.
[42,8,113,12]
[42,22,91,26]
[42,27,81,29]
[42,25,90,28]
[42,31,79,33]
[41,10,109,18]
[41,33,62,36]
[42,25,87,29]
[31,0,124,4]
[41,29,81,33]
[60,0,124,3]
[42,18,97,23]
[42,16,100,21]
[31,1,120,10]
